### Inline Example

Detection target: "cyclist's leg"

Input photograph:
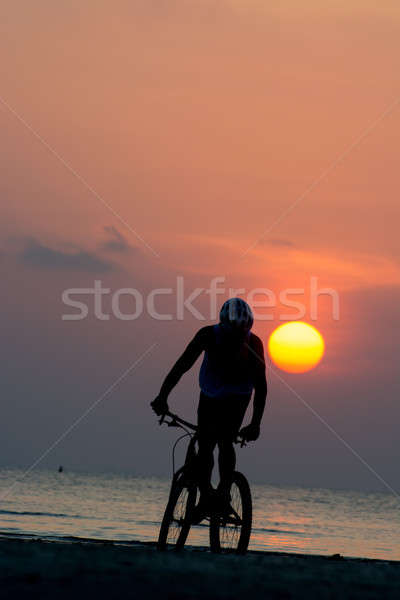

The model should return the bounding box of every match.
[197,393,218,500]
[216,394,251,498]
[217,437,236,496]
[197,436,216,498]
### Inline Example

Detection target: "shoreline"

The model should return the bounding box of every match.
[1,531,399,565]
[1,535,399,599]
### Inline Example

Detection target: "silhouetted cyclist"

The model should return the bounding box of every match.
[151,298,267,521]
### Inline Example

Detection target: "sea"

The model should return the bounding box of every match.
[0,468,399,561]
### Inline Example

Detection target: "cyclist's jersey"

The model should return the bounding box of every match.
[199,324,255,398]
[159,324,266,401]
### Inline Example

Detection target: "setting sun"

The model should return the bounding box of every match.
[268,322,325,373]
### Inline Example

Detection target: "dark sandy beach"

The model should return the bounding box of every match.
[1,536,399,599]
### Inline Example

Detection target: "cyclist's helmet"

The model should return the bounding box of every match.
[219,298,254,332]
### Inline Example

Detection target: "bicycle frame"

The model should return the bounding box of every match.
[159,410,246,488]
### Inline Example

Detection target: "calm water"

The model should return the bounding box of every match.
[0,469,399,560]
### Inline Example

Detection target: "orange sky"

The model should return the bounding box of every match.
[1,1,399,269]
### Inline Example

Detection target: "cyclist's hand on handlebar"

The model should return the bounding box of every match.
[239,423,260,442]
[150,395,169,416]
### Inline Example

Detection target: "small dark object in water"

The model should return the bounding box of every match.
[58,466,63,473]
[328,553,344,560]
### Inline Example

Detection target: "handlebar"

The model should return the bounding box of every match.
[158,410,247,447]
[159,410,197,431]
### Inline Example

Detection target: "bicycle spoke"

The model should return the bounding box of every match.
[168,487,190,544]
[219,482,242,550]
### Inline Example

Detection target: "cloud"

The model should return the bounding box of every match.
[21,239,112,272]
[261,238,294,247]
[101,226,135,253]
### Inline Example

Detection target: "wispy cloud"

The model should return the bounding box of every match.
[261,238,294,247]
[170,232,400,290]
[101,226,135,254]
[20,239,112,272]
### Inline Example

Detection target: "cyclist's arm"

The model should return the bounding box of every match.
[250,336,267,427]
[158,327,209,400]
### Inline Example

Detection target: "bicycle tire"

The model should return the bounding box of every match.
[157,476,197,550]
[209,471,252,554]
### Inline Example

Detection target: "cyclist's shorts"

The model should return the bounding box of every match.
[197,392,251,442]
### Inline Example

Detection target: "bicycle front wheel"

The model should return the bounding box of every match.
[209,471,252,554]
[157,477,197,550]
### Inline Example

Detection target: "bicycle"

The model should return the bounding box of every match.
[156,410,252,554]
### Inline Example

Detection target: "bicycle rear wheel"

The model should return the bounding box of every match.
[157,477,197,550]
[209,471,252,554]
